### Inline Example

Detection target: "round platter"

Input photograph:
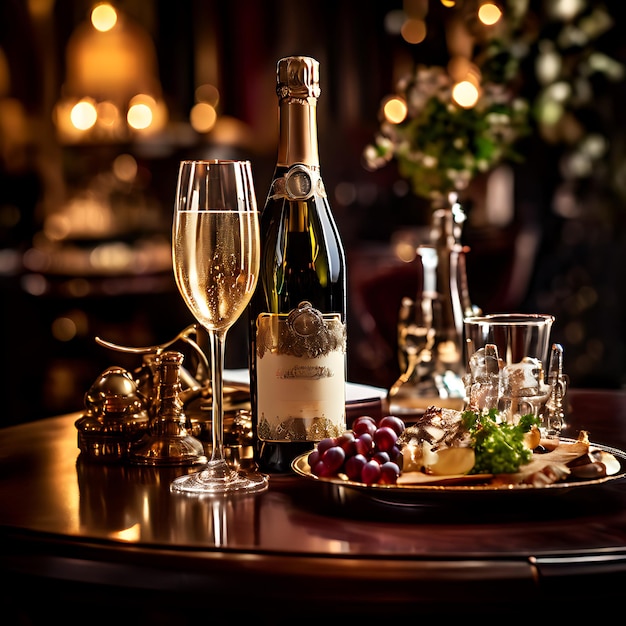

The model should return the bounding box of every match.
[291,438,626,506]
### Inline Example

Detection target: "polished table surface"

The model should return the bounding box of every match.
[2,388,626,621]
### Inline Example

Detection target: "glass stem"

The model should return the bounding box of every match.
[209,328,227,464]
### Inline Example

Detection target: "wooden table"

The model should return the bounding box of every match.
[2,389,626,621]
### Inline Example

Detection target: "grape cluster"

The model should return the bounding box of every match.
[308,415,406,485]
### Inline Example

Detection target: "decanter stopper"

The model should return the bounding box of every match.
[128,351,207,466]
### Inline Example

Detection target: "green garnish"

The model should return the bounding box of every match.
[461,409,540,475]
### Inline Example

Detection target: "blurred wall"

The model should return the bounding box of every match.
[1,0,625,423]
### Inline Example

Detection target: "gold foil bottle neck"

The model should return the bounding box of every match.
[277,56,320,100]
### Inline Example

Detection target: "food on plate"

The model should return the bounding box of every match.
[487,432,590,487]
[398,406,539,476]
[305,408,620,488]
[307,415,404,485]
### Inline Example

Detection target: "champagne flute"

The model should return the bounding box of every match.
[170,159,268,494]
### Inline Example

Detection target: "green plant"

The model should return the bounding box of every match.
[363,66,529,202]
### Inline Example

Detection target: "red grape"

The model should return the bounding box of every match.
[379,415,406,436]
[372,450,390,465]
[308,449,320,468]
[355,432,374,456]
[352,415,377,437]
[379,461,400,485]
[317,437,337,454]
[336,431,357,456]
[344,454,367,481]
[373,426,398,452]
[312,460,332,477]
[361,460,382,485]
[321,446,345,473]
[388,445,403,469]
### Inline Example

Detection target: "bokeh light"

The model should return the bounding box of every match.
[400,18,427,44]
[91,3,118,32]
[127,94,161,131]
[127,103,152,129]
[452,80,479,108]
[195,83,220,107]
[382,96,408,124]
[190,102,218,133]
[478,2,502,26]
[70,99,97,130]
[95,101,119,127]
[113,153,138,182]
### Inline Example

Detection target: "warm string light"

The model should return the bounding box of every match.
[91,2,117,32]
[70,99,97,130]
[382,96,408,124]
[392,1,505,109]
[452,80,479,108]
[477,2,502,26]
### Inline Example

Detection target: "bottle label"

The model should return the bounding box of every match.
[255,301,346,442]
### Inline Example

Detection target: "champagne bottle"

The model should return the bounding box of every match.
[248,56,347,473]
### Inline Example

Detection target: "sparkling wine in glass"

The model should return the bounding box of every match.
[170,159,268,494]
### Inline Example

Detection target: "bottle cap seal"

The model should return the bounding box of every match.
[277,56,320,100]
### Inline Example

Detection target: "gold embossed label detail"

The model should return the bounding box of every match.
[256,301,346,360]
[257,416,343,442]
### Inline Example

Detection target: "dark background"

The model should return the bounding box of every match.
[1,0,625,423]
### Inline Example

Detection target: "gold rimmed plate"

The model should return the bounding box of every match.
[291,439,626,505]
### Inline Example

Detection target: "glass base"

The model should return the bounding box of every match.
[170,459,269,495]
[128,434,207,466]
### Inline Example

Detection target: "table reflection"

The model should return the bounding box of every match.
[76,458,261,546]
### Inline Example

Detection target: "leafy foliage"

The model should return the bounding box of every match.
[363,66,529,203]
[461,408,540,475]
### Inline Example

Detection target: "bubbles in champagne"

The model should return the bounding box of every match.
[174,211,259,331]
